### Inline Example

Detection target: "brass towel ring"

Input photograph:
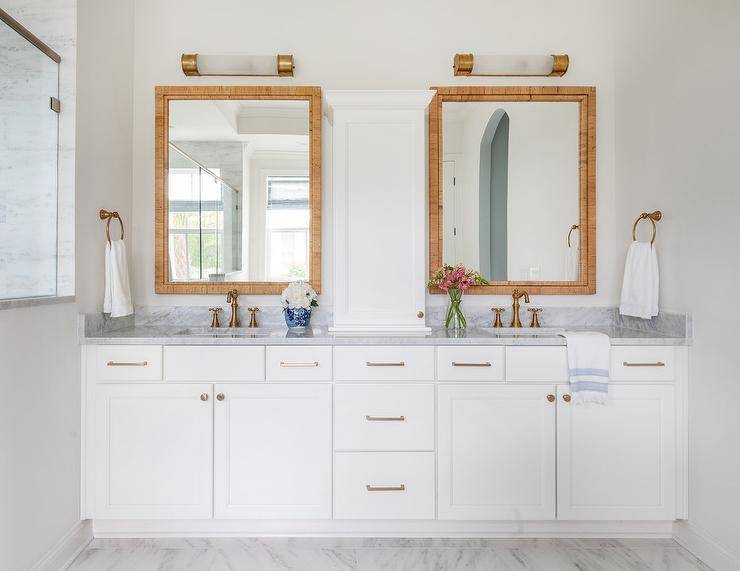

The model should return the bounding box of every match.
[567,224,579,248]
[631,211,662,245]
[99,209,125,244]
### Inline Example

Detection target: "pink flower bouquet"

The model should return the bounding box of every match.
[428,264,488,329]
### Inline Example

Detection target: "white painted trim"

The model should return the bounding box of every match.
[675,346,689,519]
[31,520,92,571]
[324,90,436,110]
[93,518,673,538]
[673,521,740,571]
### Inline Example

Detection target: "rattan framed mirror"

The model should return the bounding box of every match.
[429,86,596,295]
[155,86,322,294]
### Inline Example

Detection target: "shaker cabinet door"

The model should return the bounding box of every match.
[94,383,213,519]
[214,383,332,519]
[438,384,557,520]
[557,384,675,520]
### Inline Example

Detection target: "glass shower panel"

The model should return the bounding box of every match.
[0,18,59,299]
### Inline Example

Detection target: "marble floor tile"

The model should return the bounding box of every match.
[69,538,710,571]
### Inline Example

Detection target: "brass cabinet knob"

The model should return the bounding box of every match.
[547,394,555,402]
[200,393,209,401]
[216,393,225,401]
[563,394,572,403]
[417,311,424,318]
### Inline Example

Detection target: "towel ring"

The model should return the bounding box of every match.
[567,224,579,248]
[631,211,662,245]
[99,209,125,244]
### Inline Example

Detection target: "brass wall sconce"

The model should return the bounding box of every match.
[453,54,569,77]
[181,54,294,77]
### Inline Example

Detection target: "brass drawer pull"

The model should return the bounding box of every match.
[366,361,405,367]
[200,393,209,401]
[366,484,406,492]
[280,361,320,368]
[366,415,406,422]
[623,361,666,367]
[452,362,492,367]
[106,361,148,367]
[563,394,572,403]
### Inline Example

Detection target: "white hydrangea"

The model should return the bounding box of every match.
[281,281,318,310]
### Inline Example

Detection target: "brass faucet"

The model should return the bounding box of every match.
[510,289,530,328]
[208,307,223,328]
[226,289,240,328]
[247,307,260,328]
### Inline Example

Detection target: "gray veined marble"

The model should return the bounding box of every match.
[79,305,690,346]
[68,537,710,571]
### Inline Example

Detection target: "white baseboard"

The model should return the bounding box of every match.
[93,519,673,538]
[673,521,740,571]
[32,520,93,571]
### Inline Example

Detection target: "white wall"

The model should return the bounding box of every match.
[130,0,618,309]
[614,0,740,564]
[75,0,134,313]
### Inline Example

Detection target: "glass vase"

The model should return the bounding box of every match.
[445,288,467,330]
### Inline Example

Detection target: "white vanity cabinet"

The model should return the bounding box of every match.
[557,384,676,520]
[93,383,213,519]
[82,342,687,533]
[325,91,434,333]
[437,384,557,520]
[213,383,332,519]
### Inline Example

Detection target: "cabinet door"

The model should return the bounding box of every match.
[94,383,213,519]
[557,385,675,520]
[214,383,332,519]
[327,91,433,333]
[438,385,556,520]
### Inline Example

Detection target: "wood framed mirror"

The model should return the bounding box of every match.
[155,86,321,294]
[429,86,596,294]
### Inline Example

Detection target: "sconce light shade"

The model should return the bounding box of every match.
[453,54,569,77]
[181,54,295,77]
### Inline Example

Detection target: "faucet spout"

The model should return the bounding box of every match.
[226,289,240,328]
[510,289,531,328]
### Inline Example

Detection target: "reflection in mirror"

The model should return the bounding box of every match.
[167,99,310,283]
[442,101,580,282]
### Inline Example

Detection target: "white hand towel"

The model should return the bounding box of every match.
[104,240,133,317]
[619,242,659,319]
[565,229,580,281]
[560,331,611,404]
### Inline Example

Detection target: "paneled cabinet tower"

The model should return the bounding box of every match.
[325,91,435,333]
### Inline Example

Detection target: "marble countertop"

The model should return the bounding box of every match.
[79,324,688,346]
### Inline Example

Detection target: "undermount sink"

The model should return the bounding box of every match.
[175,327,273,338]
[478,327,565,337]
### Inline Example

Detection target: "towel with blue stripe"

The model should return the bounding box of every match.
[559,331,611,404]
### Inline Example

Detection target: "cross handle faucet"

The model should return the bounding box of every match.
[510,289,530,328]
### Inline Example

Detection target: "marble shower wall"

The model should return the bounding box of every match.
[0,0,76,299]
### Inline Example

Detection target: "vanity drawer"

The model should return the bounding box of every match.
[506,347,568,381]
[164,346,265,382]
[333,452,435,519]
[95,345,163,381]
[334,384,434,451]
[437,346,505,381]
[611,346,674,381]
[266,346,332,381]
[334,346,434,381]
